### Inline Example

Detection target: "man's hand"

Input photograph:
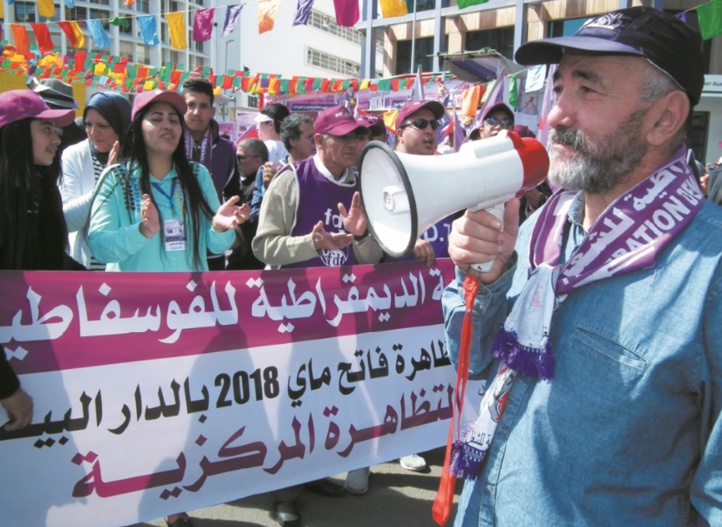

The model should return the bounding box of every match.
[448,199,520,284]
[338,192,367,238]
[1,388,33,431]
[262,162,278,189]
[139,194,160,238]
[213,195,251,231]
[311,221,353,250]
[412,239,436,267]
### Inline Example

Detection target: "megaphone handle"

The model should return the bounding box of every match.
[468,203,505,274]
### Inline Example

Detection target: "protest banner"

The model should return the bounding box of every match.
[0,260,484,526]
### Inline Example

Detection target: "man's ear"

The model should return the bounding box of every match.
[646,91,689,147]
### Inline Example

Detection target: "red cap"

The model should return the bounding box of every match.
[315,105,369,136]
[131,89,187,121]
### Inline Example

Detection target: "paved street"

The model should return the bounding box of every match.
[133,447,463,527]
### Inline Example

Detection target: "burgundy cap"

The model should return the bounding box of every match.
[483,102,514,122]
[131,89,187,121]
[395,100,445,128]
[315,105,369,136]
[0,90,75,129]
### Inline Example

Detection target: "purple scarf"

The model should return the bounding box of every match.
[450,146,705,479]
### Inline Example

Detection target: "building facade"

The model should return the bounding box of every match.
[357,0,722,164]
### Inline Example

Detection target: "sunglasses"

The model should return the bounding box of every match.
[484,116,513,128]
[401,118,441,131]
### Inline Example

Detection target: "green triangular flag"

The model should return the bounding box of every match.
[508,73,518,110]
[698,0,722,40]
[108,17,130,30]
[457,0,488,10]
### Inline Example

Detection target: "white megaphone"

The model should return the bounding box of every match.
[359,130,549,271]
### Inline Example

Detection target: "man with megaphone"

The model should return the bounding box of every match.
[436,7,722,527]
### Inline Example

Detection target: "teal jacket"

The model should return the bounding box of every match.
[88,161,234,272]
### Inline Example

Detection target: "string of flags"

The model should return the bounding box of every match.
[1,0,719,96]
[0,43,454,98]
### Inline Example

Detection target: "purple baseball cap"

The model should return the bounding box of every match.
[395,100,446,128]
[514,7,704,105]
[131,89,187,121]
[315,105,369,136]
[0,90,75,129]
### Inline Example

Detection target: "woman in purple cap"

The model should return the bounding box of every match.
[88,89,250,276]
[0,89,81,437]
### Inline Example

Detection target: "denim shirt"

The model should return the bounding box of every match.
[442,192,722,527]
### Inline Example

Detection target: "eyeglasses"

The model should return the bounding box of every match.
[400,118,440,131]
[333,130,369,141]
[484,116,513,128]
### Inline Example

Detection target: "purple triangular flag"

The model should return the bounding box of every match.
[293,0,315,26]
[222,5,243,37]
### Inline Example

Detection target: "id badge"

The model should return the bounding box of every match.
[163,218,186,252]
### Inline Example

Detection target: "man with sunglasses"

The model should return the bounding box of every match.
[471,101,515,141]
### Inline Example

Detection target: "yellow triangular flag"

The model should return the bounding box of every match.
[37,0,55,18]
[165,12,187,50]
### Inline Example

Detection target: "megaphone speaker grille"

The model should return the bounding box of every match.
[359,141,418,258]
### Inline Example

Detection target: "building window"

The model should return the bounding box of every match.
[307,47,360,77]
[66,6,87,21]
[465,27,514,60]
[118,18,133,34]
[138,0,150,12]
[89,9,110,30]
[119,40,134,59]
[14,2,36,23]
[395,37,433,74]
[309,10,362,44]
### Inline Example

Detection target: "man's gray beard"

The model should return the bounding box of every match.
[547,107,649,195]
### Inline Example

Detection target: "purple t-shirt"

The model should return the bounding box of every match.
[283,157,359,268]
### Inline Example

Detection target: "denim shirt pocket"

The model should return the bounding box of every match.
[572,325,648,374]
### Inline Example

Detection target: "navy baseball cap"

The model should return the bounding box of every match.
[514,7,704,105]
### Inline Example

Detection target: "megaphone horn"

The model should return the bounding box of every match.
[359,130,549,260]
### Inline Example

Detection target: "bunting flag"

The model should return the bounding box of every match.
[383,109,399,132]
[698,0,722,40]
[193,8,215,41]
[64,0,75,8]
[109,16,130,30]
[87,19,111,49]
[525,64,545,93]
[258,0,281,35]
[457,0,488,9]
[410,66,425,101]
[31,23,55,55]
[57,21,85,48]
[536,64,556,149]
[334,0,359,27]
[222,5,243,37]
[508,73,518,109]
[10,24,30,57]
[137,15,160,46]
[0,2,3,19]
[37,0,55,18]
[460,84,483,121]
[124,0,136,6]
[166,12,188,50]
[293,0,315,26]
[379,0,408,18]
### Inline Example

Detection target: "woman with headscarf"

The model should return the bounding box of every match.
[61,91,132,268]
